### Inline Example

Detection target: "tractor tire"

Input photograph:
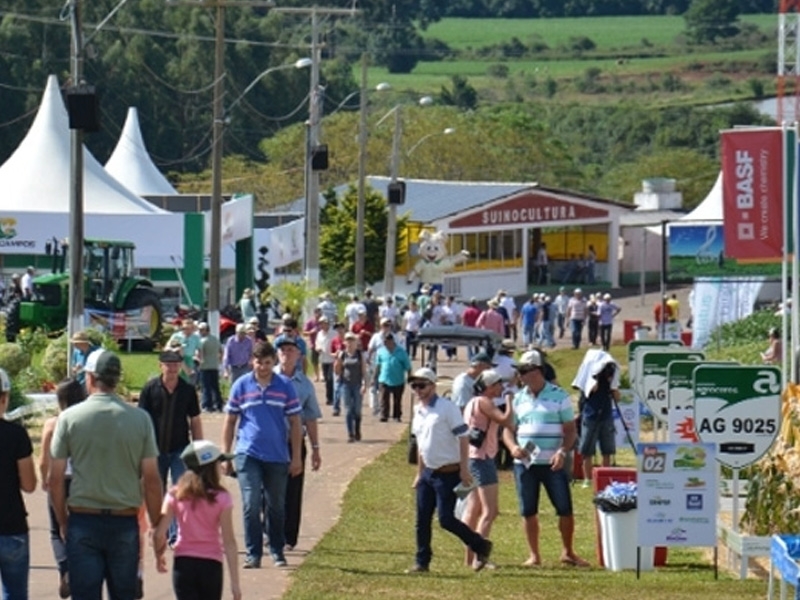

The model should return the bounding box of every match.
[5,298,21,342]
[123,287,163,351]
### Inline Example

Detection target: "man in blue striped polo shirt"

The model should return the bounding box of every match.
[503,350,589,568]
[221,341,303,569]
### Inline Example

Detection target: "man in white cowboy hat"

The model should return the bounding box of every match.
[407,367,493,573]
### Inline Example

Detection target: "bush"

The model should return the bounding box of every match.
[41,336,69,385]
[747,77,765,98]
[0,343,31,378]
[705,72,732,89]
[487,63,510,78]
[567,36,596,53]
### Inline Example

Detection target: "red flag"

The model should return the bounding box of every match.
[721,129,784,260]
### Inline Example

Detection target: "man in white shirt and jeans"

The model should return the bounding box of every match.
[408,367,493,573]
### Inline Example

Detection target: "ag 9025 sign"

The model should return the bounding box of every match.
[692,365,781,468]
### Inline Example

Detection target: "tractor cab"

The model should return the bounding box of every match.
[84,240,135,305]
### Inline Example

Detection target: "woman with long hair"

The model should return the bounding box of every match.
[40,378,86,598]
[154,440,241,600]
[460,369,513,569]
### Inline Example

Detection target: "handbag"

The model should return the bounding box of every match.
[467,398,487,448]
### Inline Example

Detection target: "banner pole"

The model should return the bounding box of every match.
[791,123,799,384]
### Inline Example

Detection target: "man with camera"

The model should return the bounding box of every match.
[578,359,620,489]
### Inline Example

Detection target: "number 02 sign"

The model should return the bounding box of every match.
[692,365,781,468]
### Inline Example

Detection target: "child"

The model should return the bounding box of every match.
[154,440,241,600]
[39,378,86,599]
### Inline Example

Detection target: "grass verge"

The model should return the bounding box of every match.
[283,342,765,599]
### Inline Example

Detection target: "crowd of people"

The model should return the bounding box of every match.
[0,284,638,599]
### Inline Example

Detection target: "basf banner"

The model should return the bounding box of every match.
[720,128,783,261]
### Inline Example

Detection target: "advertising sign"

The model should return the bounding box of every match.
[667,223,782,283]
[638,351,705,422]
[614,389,640,449]
[627,339,684,384]
[637,442,717,547]
[85,306,154,341]
[690,277,766,350]
[667,361,735,444]
[693,365,781,468]
[720,128,784,260]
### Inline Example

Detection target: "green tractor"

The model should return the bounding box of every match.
[5,239,163,348]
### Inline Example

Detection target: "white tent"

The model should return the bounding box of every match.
[681,172,722,222]
[0,75,183,267]
[0,76,167,215]
[105,107,178,196]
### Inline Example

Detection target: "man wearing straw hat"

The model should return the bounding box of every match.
[70,330,98,388]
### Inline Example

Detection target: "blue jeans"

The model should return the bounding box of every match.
[557,313,566,338]
[66,513,139,600]
[541,319,555,347]
[414,468,489,568]
[340,382,363,437]
[570,319,584,349]
[0,533,29,600]
[158,451,186,544]
[235,453,288,561]
[200,369,223,411]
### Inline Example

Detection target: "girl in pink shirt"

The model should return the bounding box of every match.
[460,370,513,569]
[154,441,241,600]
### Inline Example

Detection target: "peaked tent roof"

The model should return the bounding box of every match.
[682,171,722,222]
[105,107,178,196]
[0,75,166,214]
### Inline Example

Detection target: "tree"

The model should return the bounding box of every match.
[683,0,740,44]
[440,76,478,110]
[319,185,408,290]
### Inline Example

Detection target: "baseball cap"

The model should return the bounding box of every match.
[0,368,10,393]
[248,316,260,325]
[235,323,246,334]
[275,335,300,348]
[159,350,183,363]
[380,317,392,326]
[514,349,544,369]
[409,367,437,385]
[180,440,234,473]
[85,349,122,379]
[478,369,503,388]
[470,350,495,366]
[344,332,358,341]
[603,293,611,300]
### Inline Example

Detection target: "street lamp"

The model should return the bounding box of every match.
[379,95,434,297]
[208,55,309,336]
[225,57,312,116]
[405,127,455,157]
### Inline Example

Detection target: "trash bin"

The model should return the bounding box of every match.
[597,509,654,571]
[680,331,692,346]
[634,326,651,341]
[593,467,667,567]
[623,320,643,344]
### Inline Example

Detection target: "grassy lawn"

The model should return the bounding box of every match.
[363,13,775,99]
[422,14,777,51]
[283,342,765,599]
[284,436,763,600]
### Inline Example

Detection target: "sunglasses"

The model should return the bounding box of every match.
[517,367,539,375]
[410,382,431,390]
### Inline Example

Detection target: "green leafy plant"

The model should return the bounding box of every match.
[0,343,31,378]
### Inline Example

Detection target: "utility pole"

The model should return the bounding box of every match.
[306,9,321,290]
[355,52,368,294]
[208,0,225,338]
[383,106,402,297]
[67,0,85,361]
[272,6,357,295]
